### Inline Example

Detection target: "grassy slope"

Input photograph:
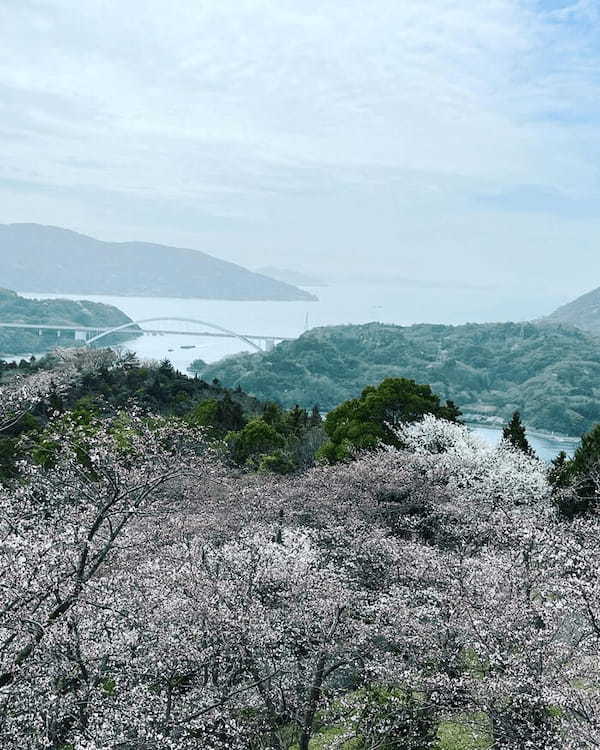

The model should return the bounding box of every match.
[290,713,491,749]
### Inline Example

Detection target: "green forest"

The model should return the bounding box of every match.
[0,354,327,481]
[198,321,600,436]
[0,357,463,482]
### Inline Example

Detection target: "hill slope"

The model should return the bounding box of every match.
[200,321,600,436]
[546,286,600,333]
[0,288,139,355]
[0,224,316,301]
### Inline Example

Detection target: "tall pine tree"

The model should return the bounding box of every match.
[502,411,535,457]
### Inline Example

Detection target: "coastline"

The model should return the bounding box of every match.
[468,421,580,443]
[464,415,581,443]
[19,290,319,303]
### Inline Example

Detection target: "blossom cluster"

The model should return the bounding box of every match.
[0,403,599,748]
[0,348,122,432]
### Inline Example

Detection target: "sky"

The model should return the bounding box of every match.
[1,0,600,300]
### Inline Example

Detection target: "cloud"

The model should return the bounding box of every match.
[1,0,599,289]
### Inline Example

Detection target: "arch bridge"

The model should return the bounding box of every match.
[0,318,293,353]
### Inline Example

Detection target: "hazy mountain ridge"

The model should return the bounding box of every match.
[0,288,139,355]
[255,266,327,287]
[546,286,600,334]
[0,224,317,301]
[199,320,600,436]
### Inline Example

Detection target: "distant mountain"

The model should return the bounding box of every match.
[546,286,600,334]
[255,266,327,287]
[0,288,139,355]
[0,224,317,301]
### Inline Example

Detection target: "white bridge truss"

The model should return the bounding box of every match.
[0,318,293,353]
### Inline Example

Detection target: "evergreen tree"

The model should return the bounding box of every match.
[552,424,600,518]
[190,394,245,436]
[502,411,534,457]
[309,405,322,427]
[444,400,462,423]
[548,450,568,487]
[262,402,284,428]
[287,404,308,433]
[318,377,461,463]
[226,418,285,467]
[159,359,174,375]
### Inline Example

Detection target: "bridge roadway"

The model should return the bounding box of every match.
[0,322,294,352]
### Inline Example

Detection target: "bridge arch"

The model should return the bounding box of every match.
[85,317,264,352]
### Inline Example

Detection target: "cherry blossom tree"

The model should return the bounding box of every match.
[0,347,120,433]
[0,409,218,748]
[1,383,599,750]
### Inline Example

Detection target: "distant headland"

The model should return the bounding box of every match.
[0,224,318,302]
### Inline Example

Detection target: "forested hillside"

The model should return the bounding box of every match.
[0,352,328,481]
[200,321,600,436]
[0,288,139,354]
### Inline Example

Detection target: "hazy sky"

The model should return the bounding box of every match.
[1,0,600,297]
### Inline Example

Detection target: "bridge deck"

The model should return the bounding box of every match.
[0,323,293,342]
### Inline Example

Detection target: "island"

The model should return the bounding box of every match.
[0,224,318,301]
[0,289,140,356]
